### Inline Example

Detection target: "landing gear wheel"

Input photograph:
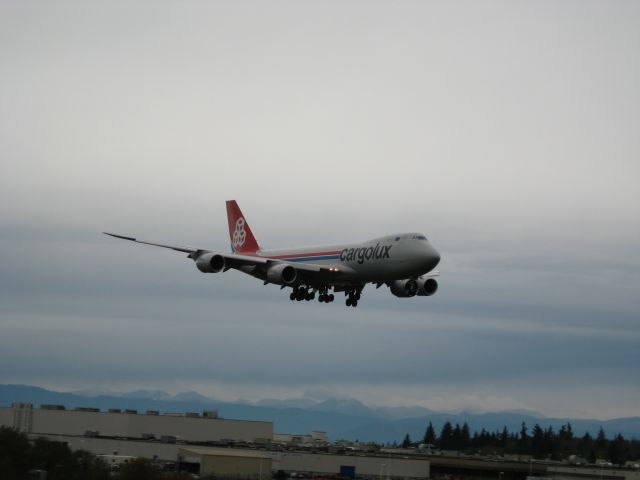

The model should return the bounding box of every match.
[346,298,352,307]
[306,292,315,301]
[328,294,334,302]
[296,290,305,301]
[352,300,358,307]
[289,292,296,301]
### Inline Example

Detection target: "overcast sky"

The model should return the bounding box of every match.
[1,0,639,420]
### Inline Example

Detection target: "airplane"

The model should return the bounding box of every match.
[104,200,441,307]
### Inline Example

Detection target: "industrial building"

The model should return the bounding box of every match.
[274,450,430,479]
[5,402,637,480]
[179,447,431,479]
[28,433,431,479]
[0,402,272,443]
[21,431,640,480]
[180,447,272,478]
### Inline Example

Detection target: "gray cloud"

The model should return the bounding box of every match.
[1,0,639,419]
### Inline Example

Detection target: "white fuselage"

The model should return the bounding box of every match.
[256,232,440,285]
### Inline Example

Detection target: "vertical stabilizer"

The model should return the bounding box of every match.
[225,200,260,254]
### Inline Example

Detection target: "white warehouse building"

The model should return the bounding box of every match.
[0,403,272,444]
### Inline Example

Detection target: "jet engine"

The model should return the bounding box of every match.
[195,253,226,273]
[266,263,298,285]
[416,277,438,296]
[390,279,418,297]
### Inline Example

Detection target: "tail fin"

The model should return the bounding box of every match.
[226,200,260,254]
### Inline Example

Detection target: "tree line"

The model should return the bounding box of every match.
[0,426,192,480]
[400,421,640,465]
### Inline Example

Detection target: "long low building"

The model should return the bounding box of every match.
[274,451,430,479]
[32,434,182,461]
[180,447,430,479]
[409,453,640,480]
[28,435,431,479]
[1,403,272,444]
[180,447,273,478]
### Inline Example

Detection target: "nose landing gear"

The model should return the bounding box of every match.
[344,286,363,307]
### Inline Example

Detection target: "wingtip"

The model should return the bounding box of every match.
[103,232,136,241]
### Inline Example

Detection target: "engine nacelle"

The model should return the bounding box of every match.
[266,263,298,285]
[390,279,418,298]
[195,253,226,273]
[416,277,438,296]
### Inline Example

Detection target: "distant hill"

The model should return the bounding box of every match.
[1,384,638,442]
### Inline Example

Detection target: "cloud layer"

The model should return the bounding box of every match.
[1,1,639,420]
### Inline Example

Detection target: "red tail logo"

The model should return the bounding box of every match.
[226,200,260,254]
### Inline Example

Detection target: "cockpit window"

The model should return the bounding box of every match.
[413,235,428,240]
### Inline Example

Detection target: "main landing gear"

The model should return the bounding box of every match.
[289,286,335,303]
[289,285,315,301]
[344,286,363,308]
[318,286,335,303]
[289,285,364,307]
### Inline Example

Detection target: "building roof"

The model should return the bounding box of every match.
[179,447,271,460]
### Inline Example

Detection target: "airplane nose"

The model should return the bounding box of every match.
[426,244,441,270]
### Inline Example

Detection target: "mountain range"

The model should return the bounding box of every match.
[1,384,638,443]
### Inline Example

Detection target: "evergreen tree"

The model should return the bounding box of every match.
[517,422,530,454]
[0,427,109,480]
[578,432,593,458]
[0,427,31,480]
[596,427,607,449]
[386,420,639,464]
[472,431,480,449]
[452,424,462,450]
[440,422,454,450]
[531,424,544,458]
[608,434,628,465]
[544,426,555,459]
[461,423,471,450]
[500,427,509,448]
[423,422,437,445]
[558,423,574,442]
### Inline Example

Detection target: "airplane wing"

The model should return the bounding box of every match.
[103,232,348,277]
[103,232,197,254]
